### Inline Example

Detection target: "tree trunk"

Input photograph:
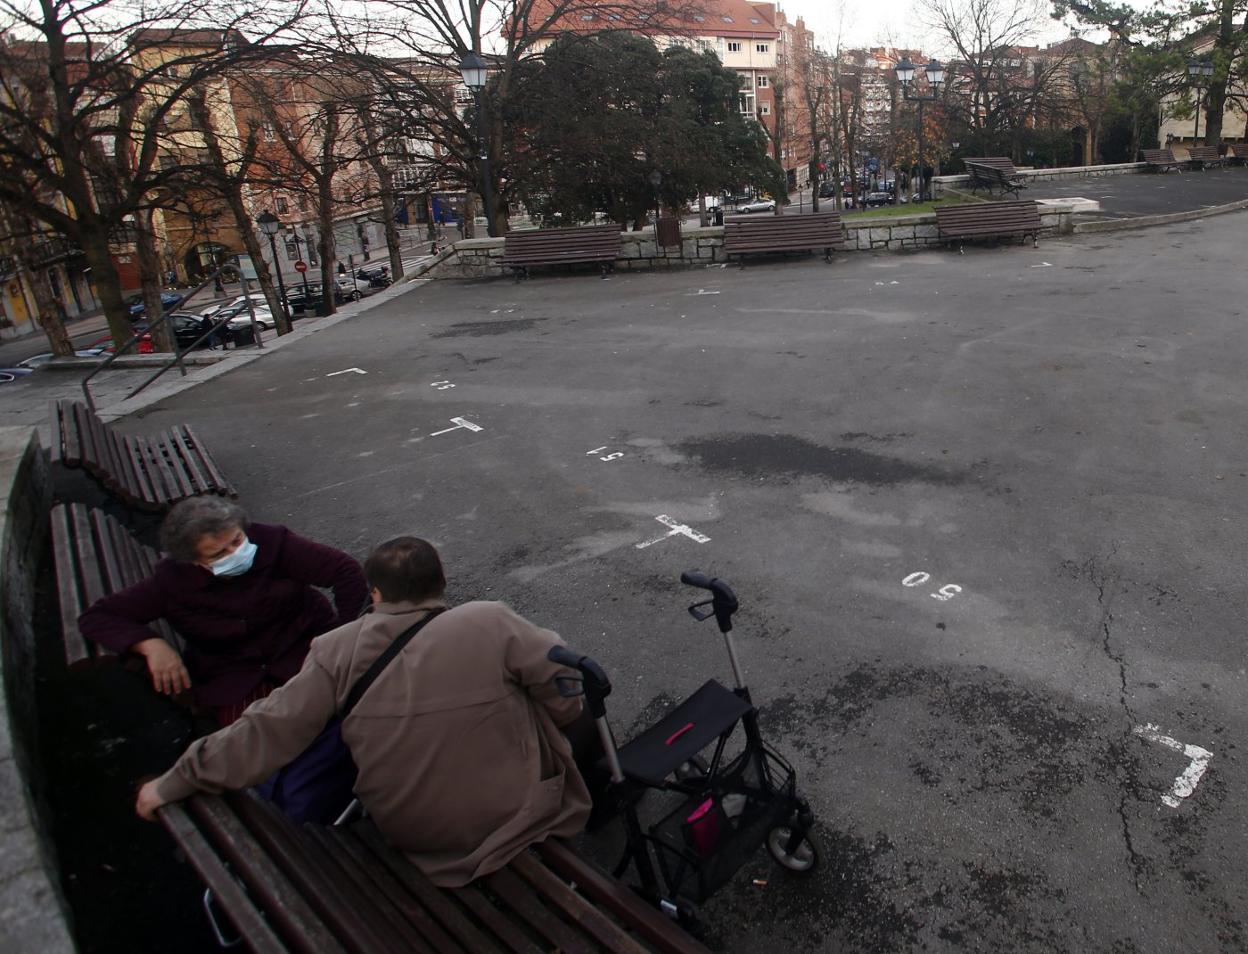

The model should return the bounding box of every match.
[24,263,74,356]
[370,158,405,280]
[317,109,339,317]
[80,225,134,346]
[134,210,173,353]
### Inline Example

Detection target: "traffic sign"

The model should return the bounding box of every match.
[294,260,307,273]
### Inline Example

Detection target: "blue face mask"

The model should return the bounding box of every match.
[210,537,258,577]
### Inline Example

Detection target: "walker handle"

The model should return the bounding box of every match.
[680,571,739,633]
[547,646,612,718]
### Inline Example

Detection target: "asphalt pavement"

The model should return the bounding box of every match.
[90,213,1248,952]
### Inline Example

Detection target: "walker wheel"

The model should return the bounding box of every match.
[767,825,820,874]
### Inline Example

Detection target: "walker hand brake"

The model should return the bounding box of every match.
[680,571,739,633]
[688,599,716,622]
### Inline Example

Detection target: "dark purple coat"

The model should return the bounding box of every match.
[78,523,368,708]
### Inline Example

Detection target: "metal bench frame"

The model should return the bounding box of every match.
[501,225,622,281]
[1141,149,1183,172]
[161,790,713,954]
[935,200,1042,254]
[964,158,1027,198]
[50,399,235,512]
[722,211,844,266]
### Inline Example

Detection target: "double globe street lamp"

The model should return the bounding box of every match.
[895,57,944,204]
[256,210,291,326]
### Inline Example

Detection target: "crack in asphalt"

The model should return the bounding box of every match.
[1071,545,1151,893]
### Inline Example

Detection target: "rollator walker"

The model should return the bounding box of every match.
[549,571,819,916]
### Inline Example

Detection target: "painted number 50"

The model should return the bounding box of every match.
[902,572,963,602]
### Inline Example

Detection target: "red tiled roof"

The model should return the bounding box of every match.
[523,0,779,40]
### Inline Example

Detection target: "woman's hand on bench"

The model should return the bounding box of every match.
[133,637,192,696]
[135,778,168,821]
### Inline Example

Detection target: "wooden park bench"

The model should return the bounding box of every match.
[50,399,235,512]
[50,502,183,667]
[1226,143,1248,165]
[1141,148,1183,172]
[722,211,844,266]
[1186,145,1225,170]
[935,200,1042,254]
[161,789,713,954]
[501,225,622,280]
[963,158,1027,198]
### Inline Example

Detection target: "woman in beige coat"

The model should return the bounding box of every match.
[137,537,592,887]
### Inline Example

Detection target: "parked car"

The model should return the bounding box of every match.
[861,191,895,208]
[735,198,777,214]
[125,291,184,319]
[226,308,276,333]
[283,279,362,311]
[355,265,391,288]
[723,192,754,205]
[818,182,838,198]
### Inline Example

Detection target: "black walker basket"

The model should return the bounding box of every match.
[647,744,798,903]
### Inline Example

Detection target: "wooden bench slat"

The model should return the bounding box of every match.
[354,823,511,954]
[449,883,547,954]
[180,423,235,495]
[230,794,404,954]
[502,226,622,273]
[50,505,92,667]
[190,795,348,954]
[160,804,293,954]
[167,425,211,494]
[50,401,70,465]
[302,826,438,954]
[482,865,597,953]
[326,828,471,954]
[509,850,652,954]
[536,840,715,954]
[724,212,843,262]
[157,431,198,501]
[126,435,168,510]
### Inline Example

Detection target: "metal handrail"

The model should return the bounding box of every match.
[81,263,268,410]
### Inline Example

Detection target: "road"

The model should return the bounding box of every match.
[59,214,1248,952]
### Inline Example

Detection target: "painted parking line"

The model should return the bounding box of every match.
[1133,723,1213,808]
[429,416,483,437]
[635,514,711,549]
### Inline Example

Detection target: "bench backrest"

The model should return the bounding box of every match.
[966,157,1021,176]
[51,503,181,666]
[1187,146,1221,161]
[935,200,1041,237]
[502,225,622,264]
[1142,149,1178,164]
[723,211,844,251]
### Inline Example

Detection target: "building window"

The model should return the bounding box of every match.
[275,196,289,214]
[756,43,769,53]
[757,75,768,87]
[284,240,298,261]
[760,102,771,115]
[262,121,276,141]
[727,41,741,52]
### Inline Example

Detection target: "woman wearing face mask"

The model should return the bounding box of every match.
[79,497,368,726]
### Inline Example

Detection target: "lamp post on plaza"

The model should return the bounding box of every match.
[288,228,312,306]
[256,211,291,329]
[895,57,944,204]
[1187,58,1214,144]
[460,51,497,237]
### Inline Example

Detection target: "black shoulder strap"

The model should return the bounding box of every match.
[340,607,447,719]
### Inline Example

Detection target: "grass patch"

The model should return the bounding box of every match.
[842,196,978,219]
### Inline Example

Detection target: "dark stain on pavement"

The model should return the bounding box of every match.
[678,433,962,486]
[431,317,543,338]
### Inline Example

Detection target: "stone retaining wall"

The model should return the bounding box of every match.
[0,427,74,953]
[934,161,1146,196]
[421,206,1073,280]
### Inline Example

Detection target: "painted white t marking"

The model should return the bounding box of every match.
[635,514,711,549]
[429,417,484,437]
[327,367,367,376]
[1132,723,1213,808]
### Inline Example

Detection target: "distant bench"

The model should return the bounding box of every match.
[161,790,712,954]
[936,200,1042,253]
[723,211,844,265]
[1227,143,1248,165]
[51,399,235,512]
[50,502,184,668]
[1141,148,1182,172]
[501,225,622,280]
[1186,145,1225,170]
[964,158,1027,198]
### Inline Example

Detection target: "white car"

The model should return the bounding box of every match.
[226,307,276,332]
[735,198,777,214]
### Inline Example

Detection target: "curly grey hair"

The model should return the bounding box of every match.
[160,496,249,563]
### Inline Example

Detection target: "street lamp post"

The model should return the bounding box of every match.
[288,229,312,304]
[895,58,944,204]
[1187,58,1214,143]
[256,211,290,329]
[460,51,497,238]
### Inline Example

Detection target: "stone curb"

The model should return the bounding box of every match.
[1072,196,1248,233]
[96,281,424,422]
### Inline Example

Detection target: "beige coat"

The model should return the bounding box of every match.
[154,599,592,886]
